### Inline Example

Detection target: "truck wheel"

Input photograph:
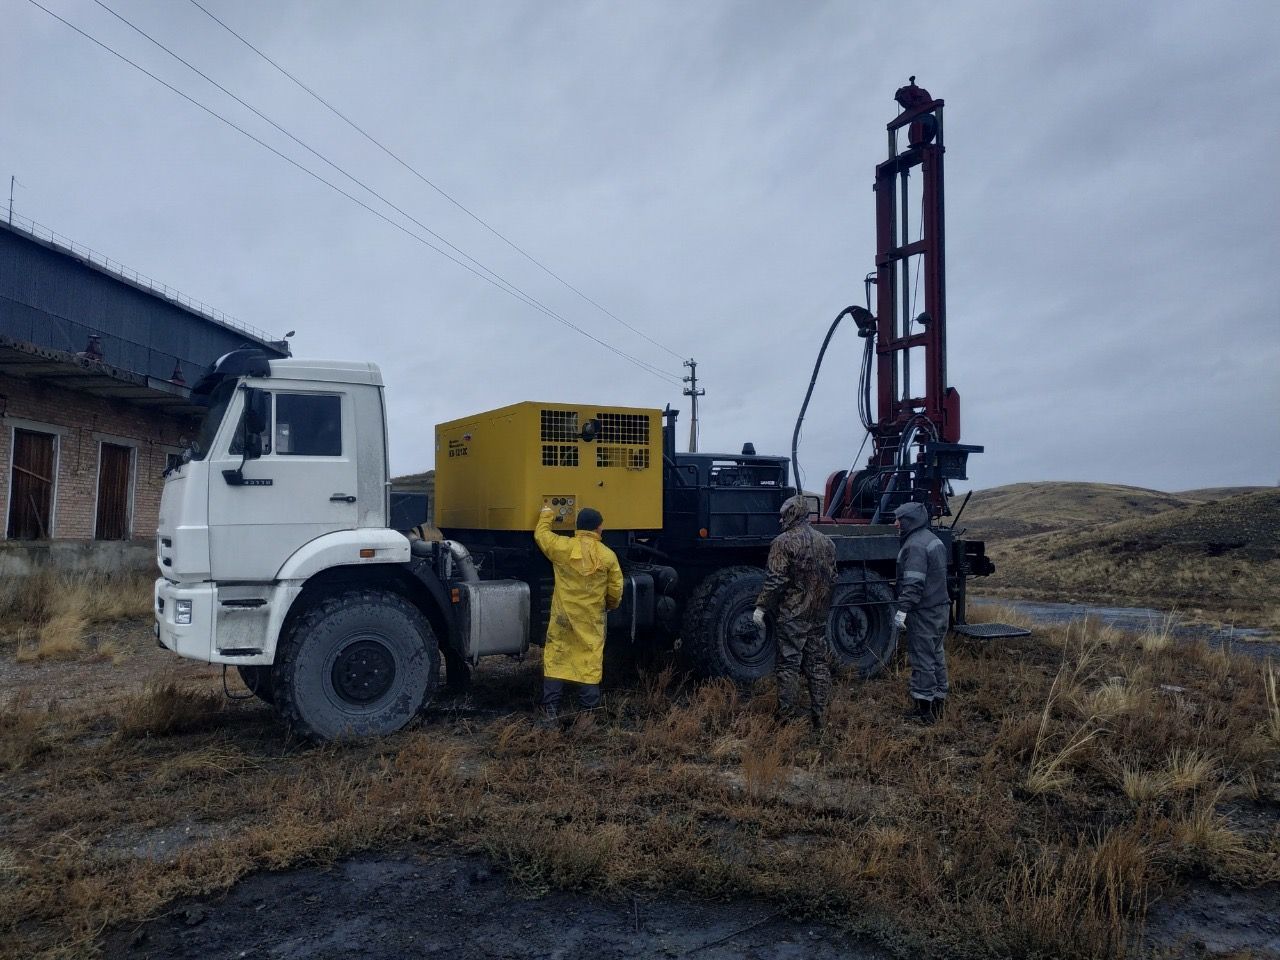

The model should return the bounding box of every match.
[235,665,276,706]
[827,573,896,679]
[681,566,774,683]
[273,589,439,741]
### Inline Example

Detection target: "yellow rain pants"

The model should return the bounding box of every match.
[534,508,623,685]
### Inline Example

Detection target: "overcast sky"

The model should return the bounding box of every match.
[5,0,1278,491]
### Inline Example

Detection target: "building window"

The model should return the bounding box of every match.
[95,442,134,540]
[275,394,342,456]
[165,452,183,474]
[7,428,57,539]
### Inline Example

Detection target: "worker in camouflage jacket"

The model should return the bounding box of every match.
[893,501,951,724]
[753,495,838,730]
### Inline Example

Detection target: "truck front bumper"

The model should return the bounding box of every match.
[154,578,217,662]
[155,578,299,666]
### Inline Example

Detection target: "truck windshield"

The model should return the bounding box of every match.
[187,379,237,462]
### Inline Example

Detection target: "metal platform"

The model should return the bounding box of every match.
[953,622,1032,639]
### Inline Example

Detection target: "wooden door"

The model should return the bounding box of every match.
[7,429,56,539]
[95,443,133,540]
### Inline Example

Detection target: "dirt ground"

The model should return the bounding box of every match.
[100,851,892,960]
[4,606,1279,959]
[96,847,1280,960]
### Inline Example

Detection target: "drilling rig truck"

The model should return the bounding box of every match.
[154,81,1004,741]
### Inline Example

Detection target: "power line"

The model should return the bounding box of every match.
[86,0,682,386]
[186,0,687,363]
[25,0,683,388]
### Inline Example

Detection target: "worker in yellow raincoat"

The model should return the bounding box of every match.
[534,504,623,722]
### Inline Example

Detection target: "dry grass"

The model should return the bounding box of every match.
[1,617,1278,960]
[1164,748,1216,793]
[1024,627,1107,795]
[1,570,153,662]
[1139,614,1177,654]
[1265,663,1280,745]
[1117,767,1165,804]
[0,694,52,773]
[115,681,226,739]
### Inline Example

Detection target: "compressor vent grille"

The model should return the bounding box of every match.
[597,446,650,469]
[542,444,579,467]
[540,409,580,442]
[596,413,649,445]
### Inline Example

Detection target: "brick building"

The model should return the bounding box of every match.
[0,215,287,569]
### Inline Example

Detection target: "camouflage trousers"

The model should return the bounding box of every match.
[775,616,832,719]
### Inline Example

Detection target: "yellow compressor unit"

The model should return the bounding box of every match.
[434,402,664,533]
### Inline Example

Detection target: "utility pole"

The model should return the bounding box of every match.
[8,177,14,225]
[682,358,704,453]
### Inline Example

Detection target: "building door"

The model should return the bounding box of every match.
[95,443,133,540]
[7,428,56,539]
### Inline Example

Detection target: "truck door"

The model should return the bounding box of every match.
[208,384,360,581]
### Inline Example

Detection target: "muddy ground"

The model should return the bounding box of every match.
[970,598,1275,651]
[98,847,1280,960]
[101,851,891,960]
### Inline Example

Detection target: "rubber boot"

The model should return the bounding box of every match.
[776,701,801,724]
[902,698,934,725]
[931,697,946,722]
[537,704,560,728]
[810,710,826,733]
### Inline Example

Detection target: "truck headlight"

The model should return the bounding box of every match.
[175,599,193,625]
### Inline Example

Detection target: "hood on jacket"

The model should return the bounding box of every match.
[893,501,930,536]
[779,495,811,532]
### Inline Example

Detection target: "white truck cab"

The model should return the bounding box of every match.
[155,348,527,740]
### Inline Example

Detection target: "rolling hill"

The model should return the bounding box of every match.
[976,488,1280,625]
[955,482,1197,542]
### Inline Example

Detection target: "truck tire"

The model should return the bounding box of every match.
[827,573,896,679]
[273,589,439,741]
[235,665,276,706]
[681,566,774,683]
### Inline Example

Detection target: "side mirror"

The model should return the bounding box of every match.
[241,388,271,461]
[242,431,265,460]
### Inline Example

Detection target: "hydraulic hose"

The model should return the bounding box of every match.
[791,305,867,494]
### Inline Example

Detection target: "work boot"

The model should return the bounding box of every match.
[776,703,802,725]
[809,710,826,733]
[931,697,946,722]
[536,704,560,728]
[902,698,934,725]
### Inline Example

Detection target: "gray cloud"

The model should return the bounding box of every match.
[5,0,1277,491]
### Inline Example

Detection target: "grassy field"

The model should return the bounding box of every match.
[965,486,1279,630]
[0,570,154,663]
[1,608,1278,959]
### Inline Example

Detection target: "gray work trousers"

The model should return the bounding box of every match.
[905,603,949,701]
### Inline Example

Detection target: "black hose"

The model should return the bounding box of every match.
[791,306,862,493]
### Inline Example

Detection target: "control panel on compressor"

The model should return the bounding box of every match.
[542,495,577,525]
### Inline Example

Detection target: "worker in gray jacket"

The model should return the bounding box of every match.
[893,501,950,724]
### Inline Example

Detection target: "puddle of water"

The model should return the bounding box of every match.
[971,598,1273,650]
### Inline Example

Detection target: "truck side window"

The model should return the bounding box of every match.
[275,394,342,456]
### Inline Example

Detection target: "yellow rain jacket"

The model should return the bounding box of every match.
[534,508,623,685]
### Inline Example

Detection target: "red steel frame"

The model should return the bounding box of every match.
[875,89,953,444]
[826,82,960,521]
